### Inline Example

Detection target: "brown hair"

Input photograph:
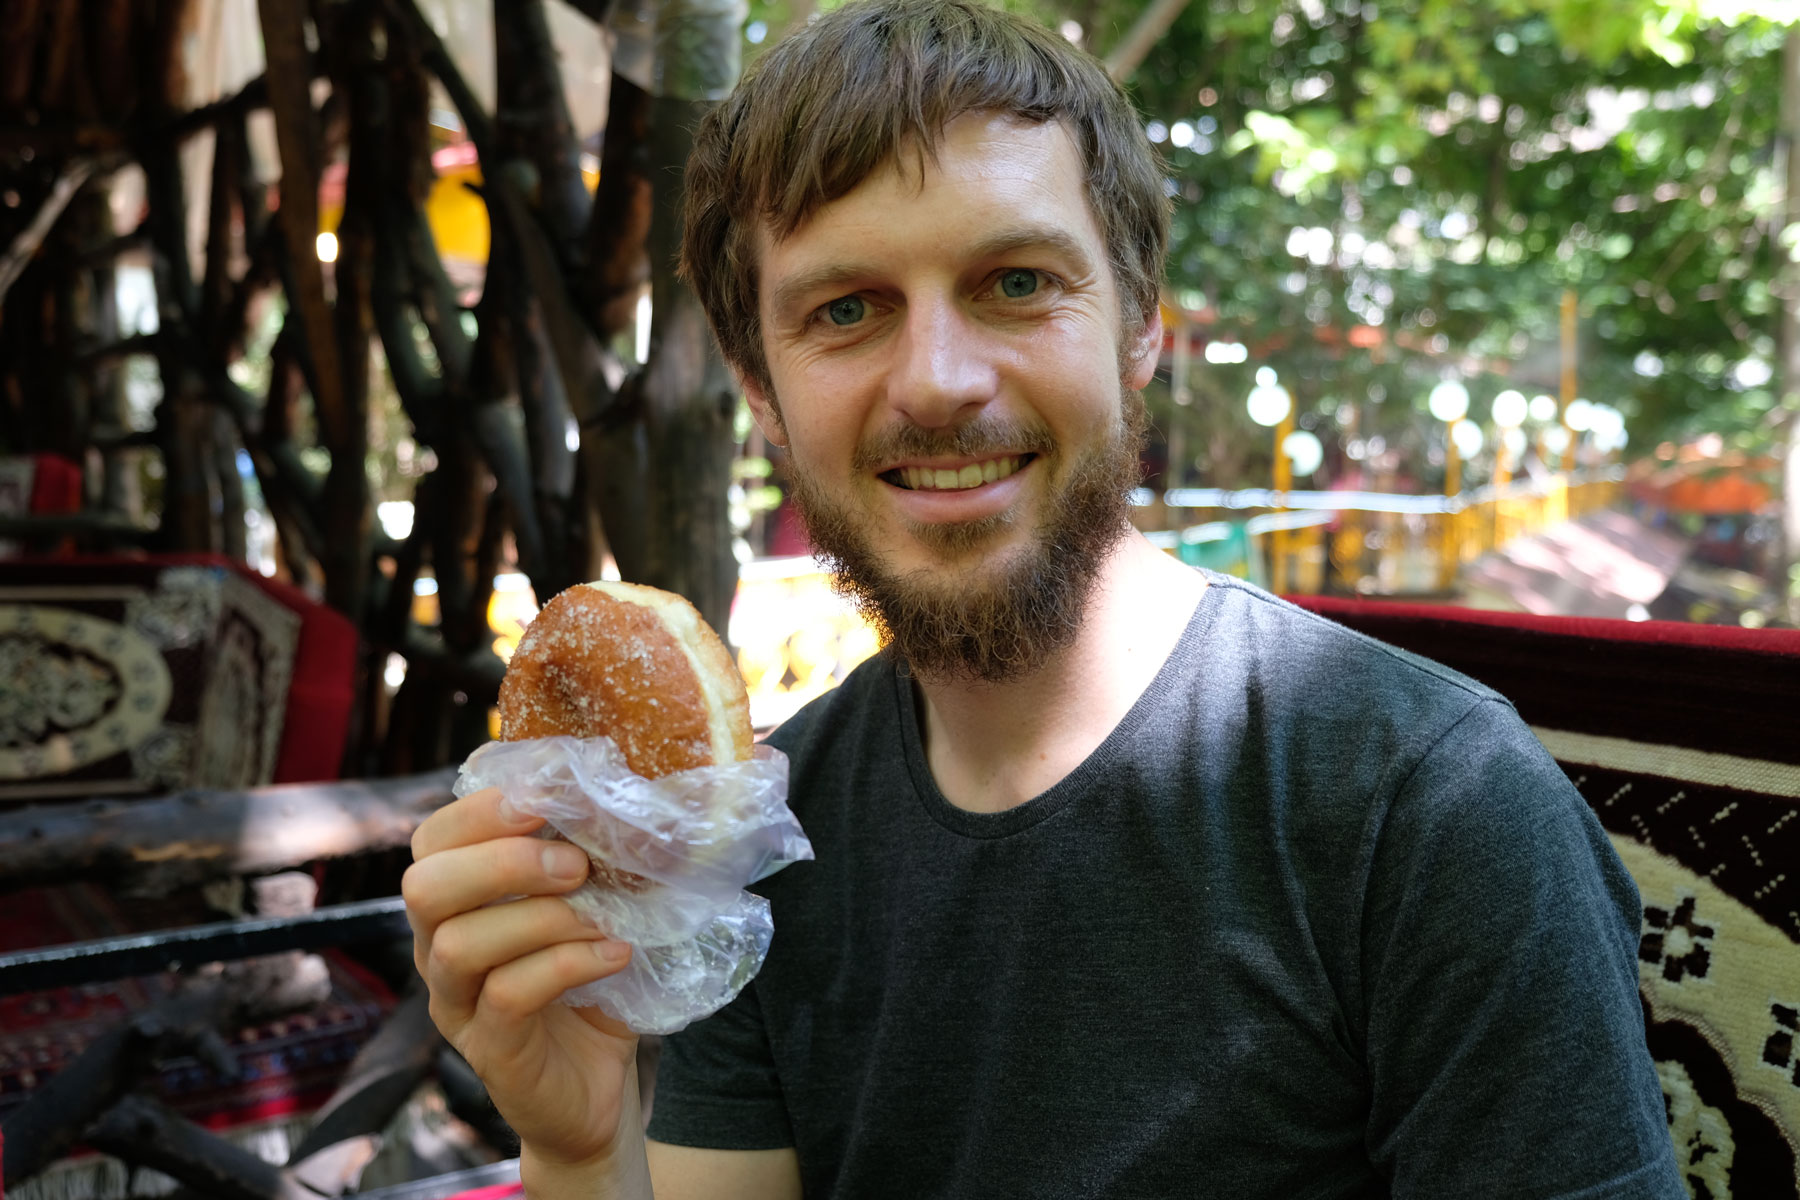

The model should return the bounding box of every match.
[680,0,1170,395]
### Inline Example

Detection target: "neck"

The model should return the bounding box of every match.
[911,533,1207,813]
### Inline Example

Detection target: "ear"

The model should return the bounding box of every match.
[1125,307,1164,391]
[739,370,788,448]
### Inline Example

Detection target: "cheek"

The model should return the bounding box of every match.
[780,414,860,484]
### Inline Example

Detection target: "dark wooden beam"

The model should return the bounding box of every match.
[0,769,457,895]
[37,0,89,117]
[86,0,141,121]
[86,1094,317,1200]
[0,0,48,113]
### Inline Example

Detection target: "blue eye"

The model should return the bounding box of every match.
[826,296,866,326]
[999,270,1039,298]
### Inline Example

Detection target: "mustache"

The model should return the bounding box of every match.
[850,416,1057,473]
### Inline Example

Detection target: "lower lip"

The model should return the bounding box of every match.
[881,460,1035,523]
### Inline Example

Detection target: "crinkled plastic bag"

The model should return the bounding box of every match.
[455,736,812,1035]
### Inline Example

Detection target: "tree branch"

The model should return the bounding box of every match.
[0,159,96,307]
[584,71,653,342]
[1104,0,1191,82]
[561,0,617,24]
[168,73,273,142]
[388,0,496,164]
[494,0,592,261]
[257,0,351,457]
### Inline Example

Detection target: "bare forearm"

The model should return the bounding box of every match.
[520,1143,654,1200]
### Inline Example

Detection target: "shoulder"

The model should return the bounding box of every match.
[1193,570,1506,712]
[1173,572,1522,795]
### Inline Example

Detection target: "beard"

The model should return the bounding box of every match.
[784,386,1150,684]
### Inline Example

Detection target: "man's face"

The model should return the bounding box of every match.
[743,112,1160,681]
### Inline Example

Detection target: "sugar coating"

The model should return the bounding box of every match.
[499,586,719,778]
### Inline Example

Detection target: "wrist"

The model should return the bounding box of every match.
[519,1138,652,1200]
[517,1080,651,1199]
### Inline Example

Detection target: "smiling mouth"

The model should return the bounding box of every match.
[881,454,1033,492]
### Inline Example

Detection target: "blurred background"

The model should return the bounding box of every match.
[2,0,1798,1190]
[5,0,1796,765]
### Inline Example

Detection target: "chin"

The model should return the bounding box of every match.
[906,514,1019,555]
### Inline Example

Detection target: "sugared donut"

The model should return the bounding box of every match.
[499,581,753,778]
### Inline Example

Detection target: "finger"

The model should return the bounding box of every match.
[473,937,634,1032]
[403,835,589,983]
[403,835,590,932]
[423,895,614,1020]
[413,785,546,861]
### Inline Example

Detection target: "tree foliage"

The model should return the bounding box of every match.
[789,0,1800,492]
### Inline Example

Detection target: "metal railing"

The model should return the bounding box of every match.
[1143,469,1626,597]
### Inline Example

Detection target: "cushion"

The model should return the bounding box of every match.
[0,554,356,800]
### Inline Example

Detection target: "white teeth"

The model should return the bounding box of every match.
[899,456,1022,491]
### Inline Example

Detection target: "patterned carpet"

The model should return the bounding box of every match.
[0,882,395,1198]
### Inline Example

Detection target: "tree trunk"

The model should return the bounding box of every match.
[594,0,745,636]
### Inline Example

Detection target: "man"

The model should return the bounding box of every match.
[403,2,1684,1195]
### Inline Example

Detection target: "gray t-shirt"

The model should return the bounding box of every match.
[648,574,1682,1198]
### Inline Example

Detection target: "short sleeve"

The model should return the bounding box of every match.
[645,978,795,1150]
[1360,699,1684,1199]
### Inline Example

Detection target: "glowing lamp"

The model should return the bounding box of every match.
[1491,389,1528,428]
[1427,379,1469,424]
[1450,418,1484,460]
[1282,430,1324,476]
[1246,368,1293,428]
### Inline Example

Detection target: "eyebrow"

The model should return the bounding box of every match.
[765,223,1101,325]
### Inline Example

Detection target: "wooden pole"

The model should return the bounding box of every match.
[1271,408,1293,594]
[1441,421,1462,591]
[1778,30,1800,616]
[1559,289,1577,470]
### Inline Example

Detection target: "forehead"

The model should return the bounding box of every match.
[752,112,1105,292]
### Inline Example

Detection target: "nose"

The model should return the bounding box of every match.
[885,298,998,429]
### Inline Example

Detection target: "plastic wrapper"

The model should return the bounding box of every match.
[455,735,812,1035]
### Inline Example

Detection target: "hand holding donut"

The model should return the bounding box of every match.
[405,784,644,1175]
[404,581,755,1177]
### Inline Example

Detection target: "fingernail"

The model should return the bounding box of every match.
[594,940,630,965]
[543,844,588,880]
[498,796,532,825]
